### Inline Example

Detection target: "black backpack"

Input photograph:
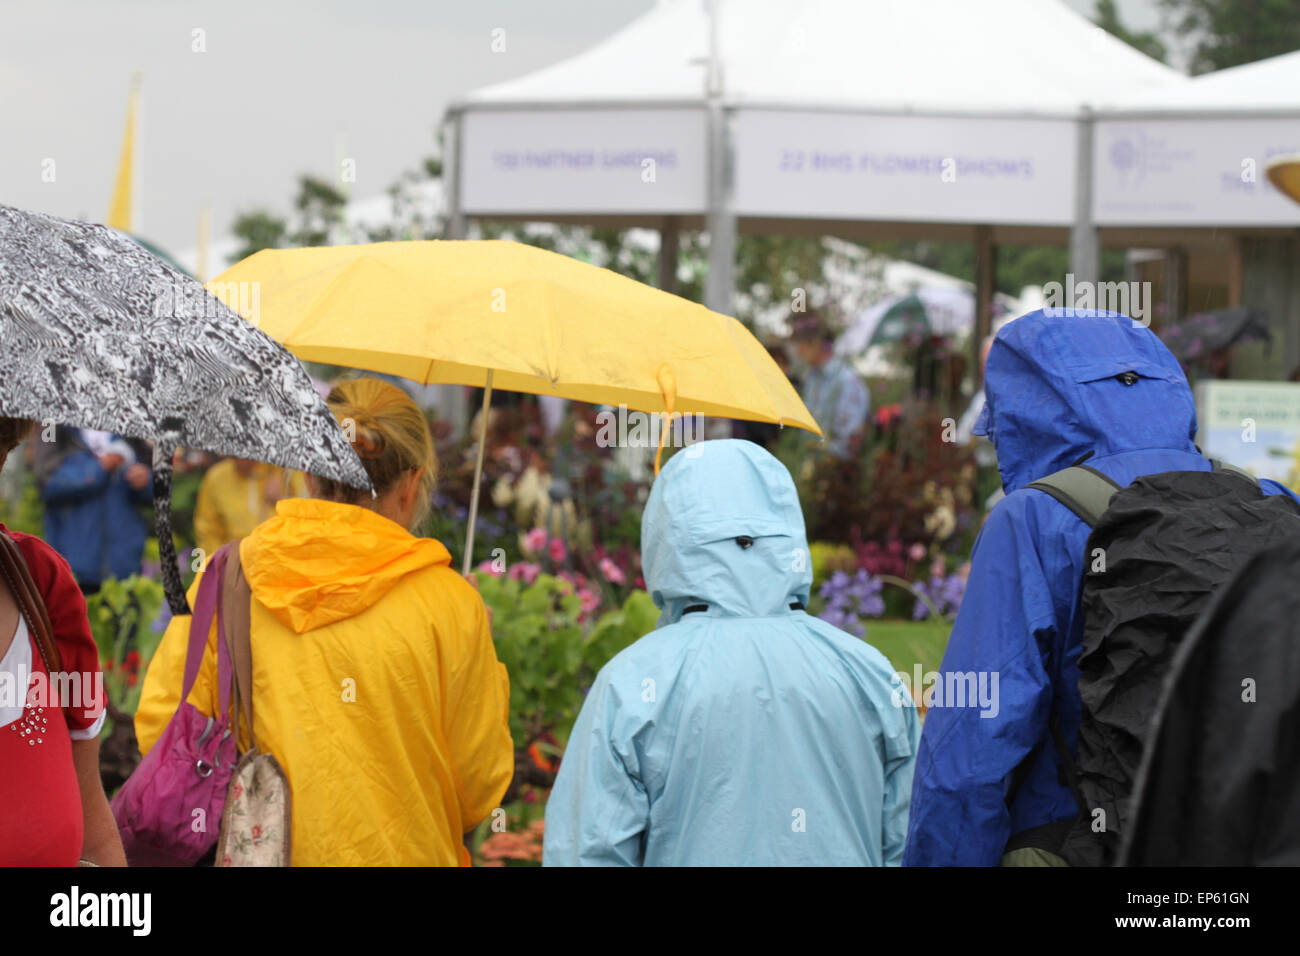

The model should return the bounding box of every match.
[1018,459,1300,866]
[1120,535,1300,866]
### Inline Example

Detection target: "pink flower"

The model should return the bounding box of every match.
[908,542,926,562]
[598,557,626,586]
[577,588,601,616]
[548,537,567,563]
[523,527,548,553]
[475,559,503,577]
[508,561,541,584]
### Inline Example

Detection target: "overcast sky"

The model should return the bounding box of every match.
[1,0,1169,253]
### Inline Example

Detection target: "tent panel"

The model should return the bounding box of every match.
[1095,117,1300,226]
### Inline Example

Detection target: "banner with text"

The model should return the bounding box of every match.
[460,109,707,215]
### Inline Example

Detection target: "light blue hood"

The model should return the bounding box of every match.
[544,438,918,867]
[641,439,812,625]
[975,309,1199,493]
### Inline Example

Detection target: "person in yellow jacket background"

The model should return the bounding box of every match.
[136,378,514,866]
[192,457,308,559]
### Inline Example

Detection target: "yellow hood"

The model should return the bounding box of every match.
[240,498,452,634]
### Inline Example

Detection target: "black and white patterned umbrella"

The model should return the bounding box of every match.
[0,204,371,613]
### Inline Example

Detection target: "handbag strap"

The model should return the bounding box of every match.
[218,539,254,748]
[0,530,62,675]
[180,543,234,721]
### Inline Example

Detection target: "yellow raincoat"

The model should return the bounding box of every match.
[136,498,514,866]
[192,459,308,558]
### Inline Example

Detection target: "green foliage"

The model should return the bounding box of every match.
[871,239,1130,299]
[473,573,658,748]
[229,210,288,264]
[85,575,167,717]
[291,175,348,247]
[584,588,659,676]
[0,465,44,536]
[1160,0,1300,74]
[1094,0,1168,62]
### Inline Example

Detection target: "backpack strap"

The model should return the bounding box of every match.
[1025,465,1122,528]
[1209,458,1259,488]
[219,539,254,751]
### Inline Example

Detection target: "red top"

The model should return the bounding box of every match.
[0,526,104,866]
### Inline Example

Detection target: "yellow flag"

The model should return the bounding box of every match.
[106,75,141,231]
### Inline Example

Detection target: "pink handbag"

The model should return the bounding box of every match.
[111,544,238,866]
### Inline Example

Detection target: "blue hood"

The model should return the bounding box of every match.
[975,309,1199,493]
[641,439,812,625]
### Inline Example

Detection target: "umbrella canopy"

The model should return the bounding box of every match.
[0,204,371,613]
[837,287,975,356]
[211,239,819,572]
[1267,155,1300,205]
[212,240,817,429]
[1158,306,1271,363]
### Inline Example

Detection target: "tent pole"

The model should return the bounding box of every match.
[703,0,734,317]
[1069,107,1099,287]
[462,370,493,576]
[974,224,996,390]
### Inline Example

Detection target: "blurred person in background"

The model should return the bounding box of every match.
[135,378,514,866]
[0,417,125,866]
[193,458,307,558]
[790,311,870,460]
[33,426,152,595]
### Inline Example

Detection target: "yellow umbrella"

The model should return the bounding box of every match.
[1266,155,1300,205]
[210,240,819,572]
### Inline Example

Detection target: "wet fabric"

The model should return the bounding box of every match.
[543,439,918,866]
[136,498,514,866]
[905,309,1300,867]
[1061,468,1300,865]
[1122,536,1300,866]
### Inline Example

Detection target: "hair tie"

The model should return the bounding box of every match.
[353,426,386,460]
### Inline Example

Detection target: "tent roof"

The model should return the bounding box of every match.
[457,0,1186,115]
[1108,49,1300,113]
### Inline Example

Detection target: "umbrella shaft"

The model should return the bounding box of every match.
[462,371,494,576]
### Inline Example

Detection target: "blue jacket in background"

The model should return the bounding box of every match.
[41,436,152,589]
[543,439,919,866]
[903,309,1299,866]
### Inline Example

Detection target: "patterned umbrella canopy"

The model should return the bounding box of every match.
[0,204,371,613]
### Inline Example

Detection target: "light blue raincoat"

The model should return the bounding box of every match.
[543,439,919,866]
[904,309,1300,866]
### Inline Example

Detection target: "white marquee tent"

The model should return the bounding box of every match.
[444,0,1190,335]
[1095,49,1300,229]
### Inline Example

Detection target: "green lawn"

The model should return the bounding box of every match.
[863,619,951,678]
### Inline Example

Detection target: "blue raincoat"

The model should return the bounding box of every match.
[904,309,1300,866]
[543,439,919,866]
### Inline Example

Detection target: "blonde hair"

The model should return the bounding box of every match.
[315,378,437,526]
